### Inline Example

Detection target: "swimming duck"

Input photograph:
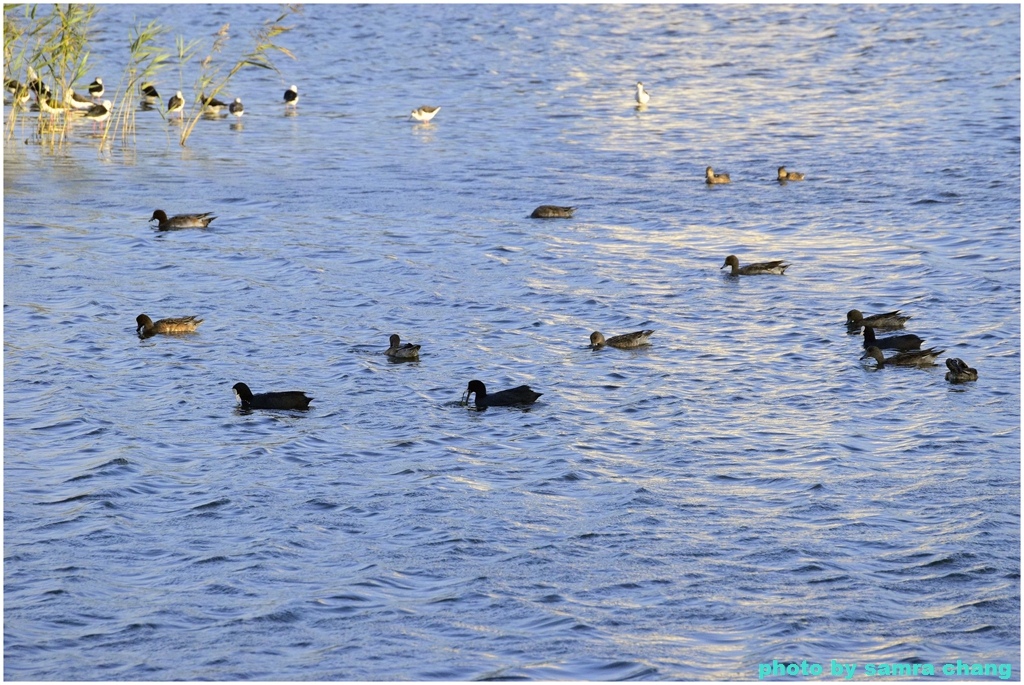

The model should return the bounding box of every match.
[846,309,911,330]
[229,97,244,117]
[945,358,978,383]
[136,314,203,337]
[635,81,650,105]
[777,166,805,181]
[861,346,944,369]
[385,333,421,360]
[590,330,654,349]
[530,205,575,219]
[721,255,789,276]
[705,166,731,184]
[167,91,184,117]
[863,326,923,351]
[233,382,312,410]
[149,209,216,230]
[283,85,298,107]
[410,105,440,122]
[462,380,542,408]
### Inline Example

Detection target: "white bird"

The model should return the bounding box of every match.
[635,81,650,105]
[229,97,244,117]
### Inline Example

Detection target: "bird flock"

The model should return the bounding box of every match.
[137,193,978,415]
[3,69,302,123]
[6,72,977,410]
[845,309,977,383]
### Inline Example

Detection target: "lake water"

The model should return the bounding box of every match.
[3,4,1020,681]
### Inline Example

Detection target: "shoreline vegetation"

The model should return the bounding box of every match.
[3,3,297,149]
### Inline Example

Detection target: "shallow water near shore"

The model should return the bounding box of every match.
[4,4,1020,680]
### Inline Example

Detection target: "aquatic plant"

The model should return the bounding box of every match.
[178,7,297,147]
[3,3,96,146]
[4,5,298,149]
[103,20,173,147]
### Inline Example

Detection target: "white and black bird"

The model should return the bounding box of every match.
[200,93,228,115]
[88,76,104,99]
[283,84,298,107]
[635,81,651,106]
[65,88,95,111]
[229,97,244,117]
[410,105,440,122]
[5,78,30,106]
[167,90,184,117]
[140,83,160,105]
[35,94,65,115]
[83,99,112,122]
[26,66,49,99]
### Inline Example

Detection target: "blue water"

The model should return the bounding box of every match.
[4,4,1020,680]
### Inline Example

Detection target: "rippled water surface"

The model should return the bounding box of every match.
[4,4,1020,681]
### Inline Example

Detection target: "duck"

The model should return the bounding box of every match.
[229,97,244,117]
[777,166,805,181]
[530,205,575,219]
[149,209,216,230]
[635,81,650,105]
[861,346,944,369]
[167,91,184,118]
[233,382,312,410]
[846,309,911,330]
[945,358,978,383]
[385,333,421,360]
[283,84,298,107]
[721,255,789,276]
[410,105,440,122]
[590,330,654,349]
[136,313,203,337]
[705,166,731,184]
[461,380,542,408]
[863,326,923,351]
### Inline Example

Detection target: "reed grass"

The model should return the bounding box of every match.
[178,7,297,146]
[3,4,96,148]
[5,5,298,150]
[102,20,171,147]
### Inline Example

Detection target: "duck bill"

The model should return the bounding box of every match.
[460,390,470,406]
